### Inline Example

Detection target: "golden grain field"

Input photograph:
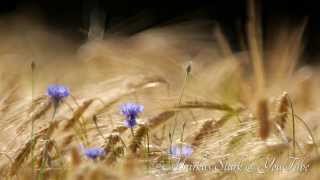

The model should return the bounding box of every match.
[1,2,320,180]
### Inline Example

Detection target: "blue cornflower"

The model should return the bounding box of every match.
[120,103,144,128]
[83,147,106,160]
[47,84,70,103]
[169,143,193,158]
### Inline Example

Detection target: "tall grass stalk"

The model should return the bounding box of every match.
[171,61,192,141]
[287,95,296,156]
[30,61,36,178]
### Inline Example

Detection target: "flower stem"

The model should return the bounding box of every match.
[130,127,135,137]
[180,122,186,142]
[38,104,57,180]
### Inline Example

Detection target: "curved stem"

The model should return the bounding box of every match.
[171,72,189,140]
[294,114,319,155]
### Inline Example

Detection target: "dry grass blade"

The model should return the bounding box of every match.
[256,98,270,140]
[63,99,94,131]
[146,110,176,129]
[175,101,234,111]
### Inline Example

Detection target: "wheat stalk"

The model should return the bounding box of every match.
[174,101,234,111]
[146,110,176,129]
[10,134,42,176]
[192,113,233,147]
[63,99,94,131]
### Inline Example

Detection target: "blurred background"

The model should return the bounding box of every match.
[0,0,319,63]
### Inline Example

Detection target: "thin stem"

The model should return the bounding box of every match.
[93,115,106,141]
[31,125,35,178]
[171,71,190,140]
[188,110,196,123]
[272,121,289,144]
[38,104,57,180]
[109,114,114,129]
[119,136,127,149]
[145,129,150,172]
[130,127,135,137]
[70,95,80,107]
[147,130,150,154]
[31,61,36,178]
[180,122,186,142]
[52,104,57,121]
[287,96,296,156]
[37,140,49,180]
[63,100,74,112]
[169,132,173,154]
[51,142,64,180]
[168,132,173,167]
[294,114,319,155]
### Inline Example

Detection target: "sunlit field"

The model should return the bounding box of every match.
[1,2,320,180]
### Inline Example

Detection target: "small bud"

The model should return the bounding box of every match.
[186,61,192,74]
[31,61,36,70]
